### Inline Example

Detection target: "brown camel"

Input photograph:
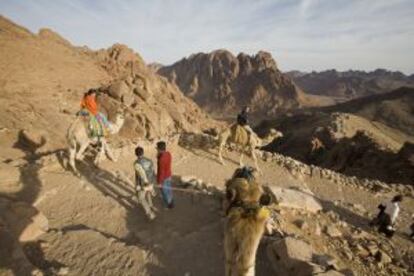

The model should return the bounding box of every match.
[224,171,271,276]
[218,125,282,173]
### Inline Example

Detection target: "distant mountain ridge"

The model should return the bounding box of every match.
[287,69,414,100]
[158,50,316,117]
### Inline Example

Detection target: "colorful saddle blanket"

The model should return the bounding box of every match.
[79,110,109,138]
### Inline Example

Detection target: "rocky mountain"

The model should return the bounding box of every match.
[158,50,316,118]
[0,16,217,153]
[287,69,414,101]
[257,87,414,185]
[320,87,414,136]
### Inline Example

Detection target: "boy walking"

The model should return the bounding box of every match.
[156,141,174,208]
[134,146,157,220]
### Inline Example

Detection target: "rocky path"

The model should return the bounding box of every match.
[1,141,413,275]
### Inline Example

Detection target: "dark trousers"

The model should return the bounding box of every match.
[377,213,395,238]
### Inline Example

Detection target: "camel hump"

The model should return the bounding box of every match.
[229,124,249,145]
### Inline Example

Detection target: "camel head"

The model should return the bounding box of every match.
[225,167,267,207]
[260,128,283,146]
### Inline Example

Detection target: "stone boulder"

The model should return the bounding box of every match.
[325,225,343,238]
[108,80,130,100]
[266,237,317,276]
[269,187,322,213]
[267,237,344,276]
[121,92,135,107]
[18,129,48,151]
[119,113,146,139]
[97,94,122,119]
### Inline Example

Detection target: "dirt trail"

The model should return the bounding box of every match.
[1,142,413,275]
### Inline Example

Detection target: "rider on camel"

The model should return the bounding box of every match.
[80,89,109,136]
[237,106,254,136]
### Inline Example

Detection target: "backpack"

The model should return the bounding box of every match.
[135,157,155,186]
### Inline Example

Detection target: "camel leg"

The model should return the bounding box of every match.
[103,140,117,162]
[218,141,226,165]
[94,141,105,166]
[68,141,79,176]
[75,142,89,161]
[239,152,244,167]
[251,148,262,175]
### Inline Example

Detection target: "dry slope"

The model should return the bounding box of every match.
[0,15,218,153]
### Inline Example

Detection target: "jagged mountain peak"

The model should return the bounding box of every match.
[158,49,310,117]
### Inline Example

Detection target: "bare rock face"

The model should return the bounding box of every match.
[158,49,308,116]
[108,80,130,100]
[267,237,337,276]
[97,72,218,140]
[269,187,322,213]
[325,225,343,238]
[133,86,151,101]
[94,43,146,78]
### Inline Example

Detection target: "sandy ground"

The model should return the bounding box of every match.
[1,138,413,275]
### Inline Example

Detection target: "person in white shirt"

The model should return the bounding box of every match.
[378,195,403,238]
[134,146,157,220]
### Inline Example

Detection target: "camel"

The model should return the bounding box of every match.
[224,170,271,276]
[218,125,283,173]
[66,111,125,175]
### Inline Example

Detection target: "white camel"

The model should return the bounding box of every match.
[218,126,283,173]
[66,112,125,175]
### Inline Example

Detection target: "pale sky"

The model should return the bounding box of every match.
[1,0,414,74]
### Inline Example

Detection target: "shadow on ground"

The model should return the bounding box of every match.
[0,131,64,275]
[71,157,277,275]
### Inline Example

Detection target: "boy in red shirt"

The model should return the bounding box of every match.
[157,141,174,208]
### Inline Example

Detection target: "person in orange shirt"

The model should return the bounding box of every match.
[80,89,109,136]
[80,89,98,116]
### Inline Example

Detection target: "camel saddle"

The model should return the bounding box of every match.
[229,124,250,145]
[78,110,108,138]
